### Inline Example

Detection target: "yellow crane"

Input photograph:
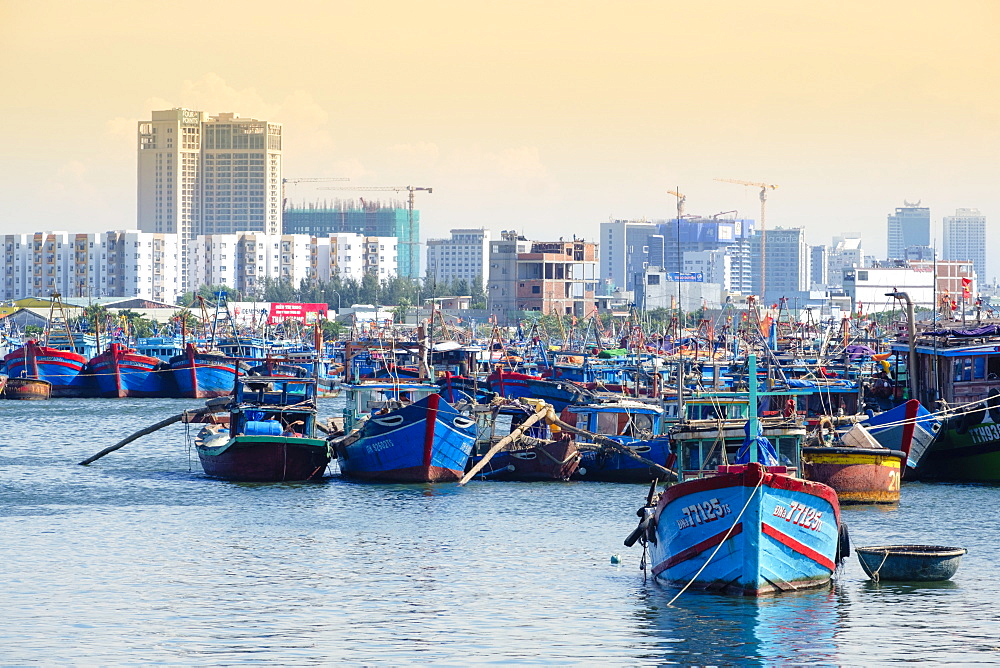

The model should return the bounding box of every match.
[317,185,433,279]
[666,189,686,219]
[715,178,778,298]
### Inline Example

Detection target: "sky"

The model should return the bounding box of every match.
[2,0,1000,279]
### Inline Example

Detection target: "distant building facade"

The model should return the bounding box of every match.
[943,208,987,283]
[282,201,420,279]
[826,236,865,289]
[137,108,283,290]
[486,231,531,322]
[842,260,975,312]
[886,202,930,260]
[426,228,491,285]
[2,231,180,303]
[752,227,810,303]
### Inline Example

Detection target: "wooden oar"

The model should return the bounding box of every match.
[458,405,548,485]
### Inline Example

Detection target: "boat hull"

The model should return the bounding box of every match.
[335,393,476,483]
[196,435,331,482]
[470,436,581,481]
[863,399,941,472]
[576,436,673,483]
[919,416,1000,482]
[90,344,172,398]
[3,376,52,400]
[800,446,905,504]
[170,345,243,398]
[3,342,93,398]
[650,463,841,596]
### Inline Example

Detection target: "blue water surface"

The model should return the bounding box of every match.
[1,398,997,665]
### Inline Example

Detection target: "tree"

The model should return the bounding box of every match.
[470,275,487,309]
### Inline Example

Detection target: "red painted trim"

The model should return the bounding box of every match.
[760,522,836,571]
[901,399,918,458]
[423,393,441,468]
[187,345,199,396]
[660,522,744,571]
[658,463,841,525]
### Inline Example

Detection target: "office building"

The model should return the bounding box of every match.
[943,208,987,283]
[426,228,491,285]
[887,202,930,260]
[826,236,865,288]
[752,227,810,303]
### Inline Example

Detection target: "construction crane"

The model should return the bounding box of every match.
[281,177,350,212]
[666,189,686,219]
[715,178,778,299]
[317,185,433,279]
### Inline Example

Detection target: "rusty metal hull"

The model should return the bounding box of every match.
[801,446,906,504]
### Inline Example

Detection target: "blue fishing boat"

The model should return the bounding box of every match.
[565,401,673,482]
[861,399,941,473]
[486,368,597,412]
[2,339,94,398]
[331,382,477,482]
[89,342,173,398]
[626,355,847,596]
[468,401,581,481]
[169,343,249,399]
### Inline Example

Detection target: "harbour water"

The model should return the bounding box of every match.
[2,397,998,665]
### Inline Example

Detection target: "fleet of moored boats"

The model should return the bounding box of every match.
[5,295,991,594]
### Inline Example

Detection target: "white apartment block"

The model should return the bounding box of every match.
[2,231,180,303]
[138,108,282,291]
[191,232,397,295]
[943,208,987,283]
[426,228,491,284]
[827,236,865,288]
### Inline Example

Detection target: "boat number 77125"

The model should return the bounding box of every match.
[772,501,824,531]
[676,498,732,530]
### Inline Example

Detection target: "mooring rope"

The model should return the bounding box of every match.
[667,472,766,607]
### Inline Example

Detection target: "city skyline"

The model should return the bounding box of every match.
[3,1,999,280]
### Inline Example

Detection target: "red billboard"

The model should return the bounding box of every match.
[267,303,329,325]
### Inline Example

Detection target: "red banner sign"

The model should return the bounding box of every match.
[268,303,328,325]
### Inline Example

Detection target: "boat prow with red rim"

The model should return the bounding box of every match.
[89,342,173,398]
[625,354,848,596]
[330,381,477,482]
[644,460,844,595]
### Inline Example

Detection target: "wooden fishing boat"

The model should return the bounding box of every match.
[564,400,673,483]
[801,429,906,504]
[330,382,477,483]
[89,342,173,398]
[2,340,93,398]
[194,375,330,482]
[469,402,581,481]
[861,399,941,475]
[169,343,249,398]
[626,355,847,596]
[486,368,598,412]
[3,376,52,400]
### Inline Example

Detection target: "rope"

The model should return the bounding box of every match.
[667,471,766,606]
[870,549,891,584]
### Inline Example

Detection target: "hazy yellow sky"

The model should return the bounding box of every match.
[3,0,999,277]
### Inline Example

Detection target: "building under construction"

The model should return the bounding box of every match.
[283,199,420,279]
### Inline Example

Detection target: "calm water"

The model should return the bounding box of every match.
[1,398,998,665]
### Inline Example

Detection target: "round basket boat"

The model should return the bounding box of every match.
[856,545,967,582]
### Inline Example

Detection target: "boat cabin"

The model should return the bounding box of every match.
[898,336,1000,408]
[231,376,319,438]
[565,401,665,439]
[342,381,441,430]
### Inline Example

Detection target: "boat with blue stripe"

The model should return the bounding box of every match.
[3,339,94,398]
[169,343,249,398]
[565,400,674,482]
[89,342,174,398]
[331,382,477,482]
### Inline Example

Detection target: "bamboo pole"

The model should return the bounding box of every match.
[78,404,226,466]
[458,406,548,485]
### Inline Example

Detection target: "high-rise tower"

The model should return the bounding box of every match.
[887,202,930,260]
[138,109,282,291]
[943,208,986,282]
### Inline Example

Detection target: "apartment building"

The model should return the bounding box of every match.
[425,228,491,285]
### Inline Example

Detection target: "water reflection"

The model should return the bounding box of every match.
[633,581,841,665]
